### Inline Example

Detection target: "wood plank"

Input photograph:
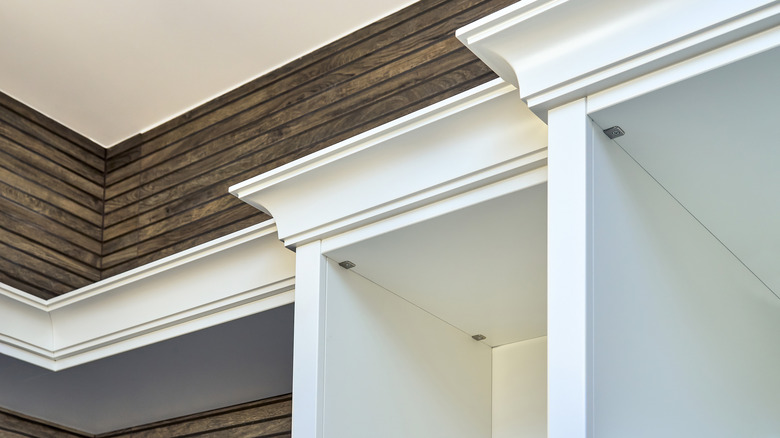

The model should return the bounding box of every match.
[133,0,454,148]
[0,0,513,297]
[104,0,491,189]
[0,198,101,256]
[0,126,104,199]
[104,46,480,219]
[0,91,105,163]
[101,245,139,275]
[105,134,144,178]
[102,204,264,273]
[102,195,246,255]
[98,395,291,438]
[0,165,102,226]
[0,407,90,438]
[102,213,265,278]
[106,133,143,159]
[0,255,72,297]
[104,61,491,250]
[0,270,52,300]
[0,106,104,182]
[0,180,102,241]
[208,417,291,437]
[0,209,100,267]
[0,242,91,290]
[0,226,100,281]
[106,35,465,197]
[0,147,103,213]
[102,65,490,270]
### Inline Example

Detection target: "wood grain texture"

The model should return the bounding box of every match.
[0,395,291,438]
[97,394,292,438]
[0,406,89,438]
[0,0,518,298]
[101,0,515,277]
[0,92,104,300]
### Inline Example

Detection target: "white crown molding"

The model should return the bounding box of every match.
[230,78,549,249]
[0,220,296,371]
[456,0,780,119]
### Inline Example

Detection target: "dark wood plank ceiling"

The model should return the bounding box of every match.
[0,0,519,299]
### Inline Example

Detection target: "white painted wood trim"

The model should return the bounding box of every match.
[229,79,516,201]
[54,289,295,371]
[587,25,780,114]
[457,0,780,119]
[547,99,592,438]
[321,159,547,254]
[0,220,296,371]
[47,221,280,309]
[231,78,548,249]
[292,241,328,438]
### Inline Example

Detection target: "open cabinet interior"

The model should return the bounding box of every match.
[320,185,548,438]
[587,47,780,437]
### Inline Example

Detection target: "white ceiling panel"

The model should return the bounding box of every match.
[0,0,418,146]
[326,184,548,347]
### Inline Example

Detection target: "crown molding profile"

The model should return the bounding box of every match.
[230,78,549,250]
[456,0,780,120]
[0,77,549,372]
[0,220,295,371]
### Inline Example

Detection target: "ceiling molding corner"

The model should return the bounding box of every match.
[457,0,780,119]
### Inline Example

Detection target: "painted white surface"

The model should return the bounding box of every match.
[0,221,295,370]
[232,79,548,249]
[292,241,328,438]
[457,0,779,118]
[0,291,53,368]
[591,122,780,437]
[0,0,418,146]
[50,231,293,354]
[0,304,294,435]
[492,336,547,438]
[546,99,592,438]
[322,259,492,438]
[591,47,780,301]
[587,25,780,114]
[325,184,547,347]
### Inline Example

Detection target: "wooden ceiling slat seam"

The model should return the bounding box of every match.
[0,198,102,256]
[0,105,106,176]
[0,242,95,288]
[0,212,101,269]
[0,254,75,296]
[0,148,103,212]
[0,156,103,216]
[0,130,104,197]
[0,225,100,281]
[101,204,264,271]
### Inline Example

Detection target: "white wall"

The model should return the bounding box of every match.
[591,125,780,437]
[322,258,492,438]
[492,336,547,438]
